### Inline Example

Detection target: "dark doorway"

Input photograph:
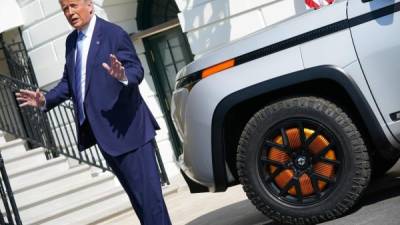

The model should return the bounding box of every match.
[0,29,37,85]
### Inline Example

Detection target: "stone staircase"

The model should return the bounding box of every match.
[0,131,135,225]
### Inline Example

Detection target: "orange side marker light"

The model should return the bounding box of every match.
[201,59,235,79]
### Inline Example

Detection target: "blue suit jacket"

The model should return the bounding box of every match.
[45,17,160,156]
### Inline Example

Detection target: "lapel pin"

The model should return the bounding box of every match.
[96,41,100,45]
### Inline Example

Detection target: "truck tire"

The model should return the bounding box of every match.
[237,97,371,224]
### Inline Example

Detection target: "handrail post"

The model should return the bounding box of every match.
[153,140,170,185]
[0,152,22,225]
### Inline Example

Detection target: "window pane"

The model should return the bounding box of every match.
[158,41,173,65]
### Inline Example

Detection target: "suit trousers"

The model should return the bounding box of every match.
[101,141,172,225]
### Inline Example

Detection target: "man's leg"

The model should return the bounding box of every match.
[101,151,144,224]
[101,141,172,225]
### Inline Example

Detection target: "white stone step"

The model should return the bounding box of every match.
[22,186,125,224]
[23,187,128,225]
[91,208,137,225]
[13,164,91,197]
[4,147,47,171]
[47,105,75,129]
[8,157,69,188]
[53,125,77,149]
[72,200,133,225]
[80,184,180,225]
[18,172,115,213]
[0,139,27,158]
[51,193,132,225]
[63,144,106,165]
[0,131,6,144]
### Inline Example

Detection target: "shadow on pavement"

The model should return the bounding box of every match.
[350,173,400,212]
[186,173,400,225]
[185,199,276,225]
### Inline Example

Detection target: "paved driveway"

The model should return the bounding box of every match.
[97,161,400,225]
[184,174,400,225]
[179,162,400,225]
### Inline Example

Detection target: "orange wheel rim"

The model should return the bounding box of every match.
[261,120,340,203]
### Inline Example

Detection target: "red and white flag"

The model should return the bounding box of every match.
[305,0,335,10]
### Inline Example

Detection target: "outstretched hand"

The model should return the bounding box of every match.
[102,54,127,81]
[15,89,45,108]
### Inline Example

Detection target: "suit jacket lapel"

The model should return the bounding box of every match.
[85,17,102,97]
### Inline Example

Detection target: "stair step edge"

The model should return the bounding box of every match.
[68,185,178,225]
[4,147,46,163]
[18,173,115,211]
[0,139,26,150]
[8,157,67,178]
[13,165,91,194]
[73,201,133,225]
[24,188,126,225]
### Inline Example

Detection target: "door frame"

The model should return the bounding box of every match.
[142,26,193,158]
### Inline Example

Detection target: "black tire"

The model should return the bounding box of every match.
[237,97,371,225]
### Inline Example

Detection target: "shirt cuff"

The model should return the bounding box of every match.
[39,98,47,112]
[119,79,128,86]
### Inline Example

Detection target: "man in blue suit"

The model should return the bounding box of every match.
[15,0,172,224]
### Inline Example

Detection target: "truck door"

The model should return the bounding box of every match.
[348,0,400,141]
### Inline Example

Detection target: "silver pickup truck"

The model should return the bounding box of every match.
[171,0,400,224]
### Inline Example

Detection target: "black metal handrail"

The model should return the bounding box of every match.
[0,73,169,183]
[0,153,22,225]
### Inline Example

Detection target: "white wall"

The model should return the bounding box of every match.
[0,0,24,33]
[175,0,309,57]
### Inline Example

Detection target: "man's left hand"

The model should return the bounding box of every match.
[102,54,127,81]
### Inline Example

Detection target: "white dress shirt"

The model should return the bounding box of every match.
[76,15,97,101]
